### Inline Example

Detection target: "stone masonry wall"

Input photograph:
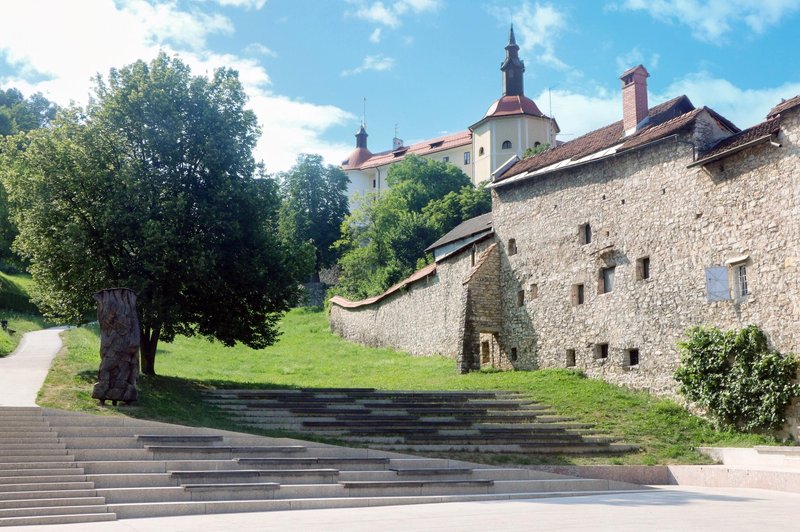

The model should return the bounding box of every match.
[330,239,494,358]
[491,110,800,398]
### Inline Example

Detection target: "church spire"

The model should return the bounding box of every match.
[500,24,525,97]
[355,124,368,149]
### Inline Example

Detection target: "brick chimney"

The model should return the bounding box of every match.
[620,65,649,134]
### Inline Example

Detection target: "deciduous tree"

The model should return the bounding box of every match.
[0,54,303,375]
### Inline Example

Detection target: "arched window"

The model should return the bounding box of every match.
[478,147,485,156]
[502,140,512,150]
[534,141,541,147]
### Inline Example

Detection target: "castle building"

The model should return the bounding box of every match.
[330,60,800,433]
[341,27,558,202]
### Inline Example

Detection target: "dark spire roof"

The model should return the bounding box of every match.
[355,124,368,149]
[501,25,525,97]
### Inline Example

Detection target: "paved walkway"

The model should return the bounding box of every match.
[0,327,69,406]
[4,486,796,531]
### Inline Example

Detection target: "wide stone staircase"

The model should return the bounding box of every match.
[0,405,646,527]
[205,388,637,454]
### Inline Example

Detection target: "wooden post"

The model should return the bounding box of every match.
[91,288,140,405]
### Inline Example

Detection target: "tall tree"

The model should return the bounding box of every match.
[334,155,489,300]
[0,54,304,375]
[0,88,58,268]
[278,154,349,278]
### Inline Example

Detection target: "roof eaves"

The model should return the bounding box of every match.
[687,134,779,168]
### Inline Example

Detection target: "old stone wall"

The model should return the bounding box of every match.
[329,239,493,358]
[491,109,800,397]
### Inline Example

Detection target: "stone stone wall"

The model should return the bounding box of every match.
[491,108,800,397]
[330,239,494,358]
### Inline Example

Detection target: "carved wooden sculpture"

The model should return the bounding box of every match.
[92,288,139,405]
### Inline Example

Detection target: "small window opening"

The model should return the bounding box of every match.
[502,140,512,150]
[479,147,485,156]
[529,283,539,299]
[534,141,541,147]
[508,238,517,256]
[599,266,616,294]
[517,290,525,307]
[572,284,585,306]
[442,156,449,163]
[566,349,576,367]
[735,264,749,298]
[579,223,592,244]
[595,343,609,359]
[626,348,640,367]
[463,151,471,165]
[481,341,490,364]
[636,257,651,280]
[470,246,476,267]
[372,179,376,188]
[621,199,626,205]
[510,347,518,361]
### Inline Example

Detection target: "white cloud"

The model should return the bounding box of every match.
[536,88,620,140]
[615,0,800,43]
[0,0,354,172]
[661,72,800,129]
[490,2,568,70]
[244,42,278,57]
[340,54,396,76]
[615,47,660,74]
[347,0,442,28]
[369,28,383,43]
[206,0,268,8]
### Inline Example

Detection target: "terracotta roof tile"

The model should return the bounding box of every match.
[353,131,472,170]
[767,95,800,118]
[496,95,697,183]
[329,262,437,309]
[693,116,781,164]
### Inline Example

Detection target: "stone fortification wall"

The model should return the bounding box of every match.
[330,239,493,358]
[491,110,800,396]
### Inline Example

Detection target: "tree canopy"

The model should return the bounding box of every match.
[334,155,490,300]
[278,154,349,277]
[0,54,305,375]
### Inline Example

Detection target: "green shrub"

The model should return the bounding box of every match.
[675,325,799,432]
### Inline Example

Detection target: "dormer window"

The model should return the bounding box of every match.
[502,140,512,150]
[429,140,444,149]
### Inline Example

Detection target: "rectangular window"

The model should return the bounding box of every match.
[736,264,749,298]
[442,156,449,163]
[529,283,539,299]
[600,266,615,294]
[464,151,471,165]
[626,349,640,367]
[705,266,731,302]
[372,179,377,188]
[566,349,576,367]
[508,238,517,255]
[636,257,650,280]
[572,284,585,306]
[579,223,592,244]
[517,290,525,307]
[510,347,518,361]
[595,343,609,359]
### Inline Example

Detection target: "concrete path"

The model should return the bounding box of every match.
[0,327,69,406]
[5,486,797,531]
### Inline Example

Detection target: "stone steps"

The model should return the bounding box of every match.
[0,406,644,525]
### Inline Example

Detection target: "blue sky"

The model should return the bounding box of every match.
[1,0,799,173]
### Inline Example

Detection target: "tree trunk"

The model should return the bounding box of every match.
[139,324,161,376]
[91,288,140,405]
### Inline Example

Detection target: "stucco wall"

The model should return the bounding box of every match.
[491,109,800,396]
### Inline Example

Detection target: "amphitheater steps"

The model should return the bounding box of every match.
[0,406,645,525]
[204,388,634,454]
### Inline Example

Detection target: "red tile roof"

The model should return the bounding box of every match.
[494,95,710,184]
[767,95,800,118]
[329,262,437,309]
[691,116,781,166]
[347,131,472,171]
[341,147,373,170]
[484,95,545,119]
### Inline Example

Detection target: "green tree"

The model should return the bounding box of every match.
[0,54,304,375]
[0,88,58,269]
[334,156,489,300]
[278,154,349,278]
[522,142,551,159]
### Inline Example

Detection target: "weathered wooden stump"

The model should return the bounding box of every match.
[91,288,139,405]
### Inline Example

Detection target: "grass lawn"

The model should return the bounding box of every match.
[0,271,48,356]
[39,307,779,465]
